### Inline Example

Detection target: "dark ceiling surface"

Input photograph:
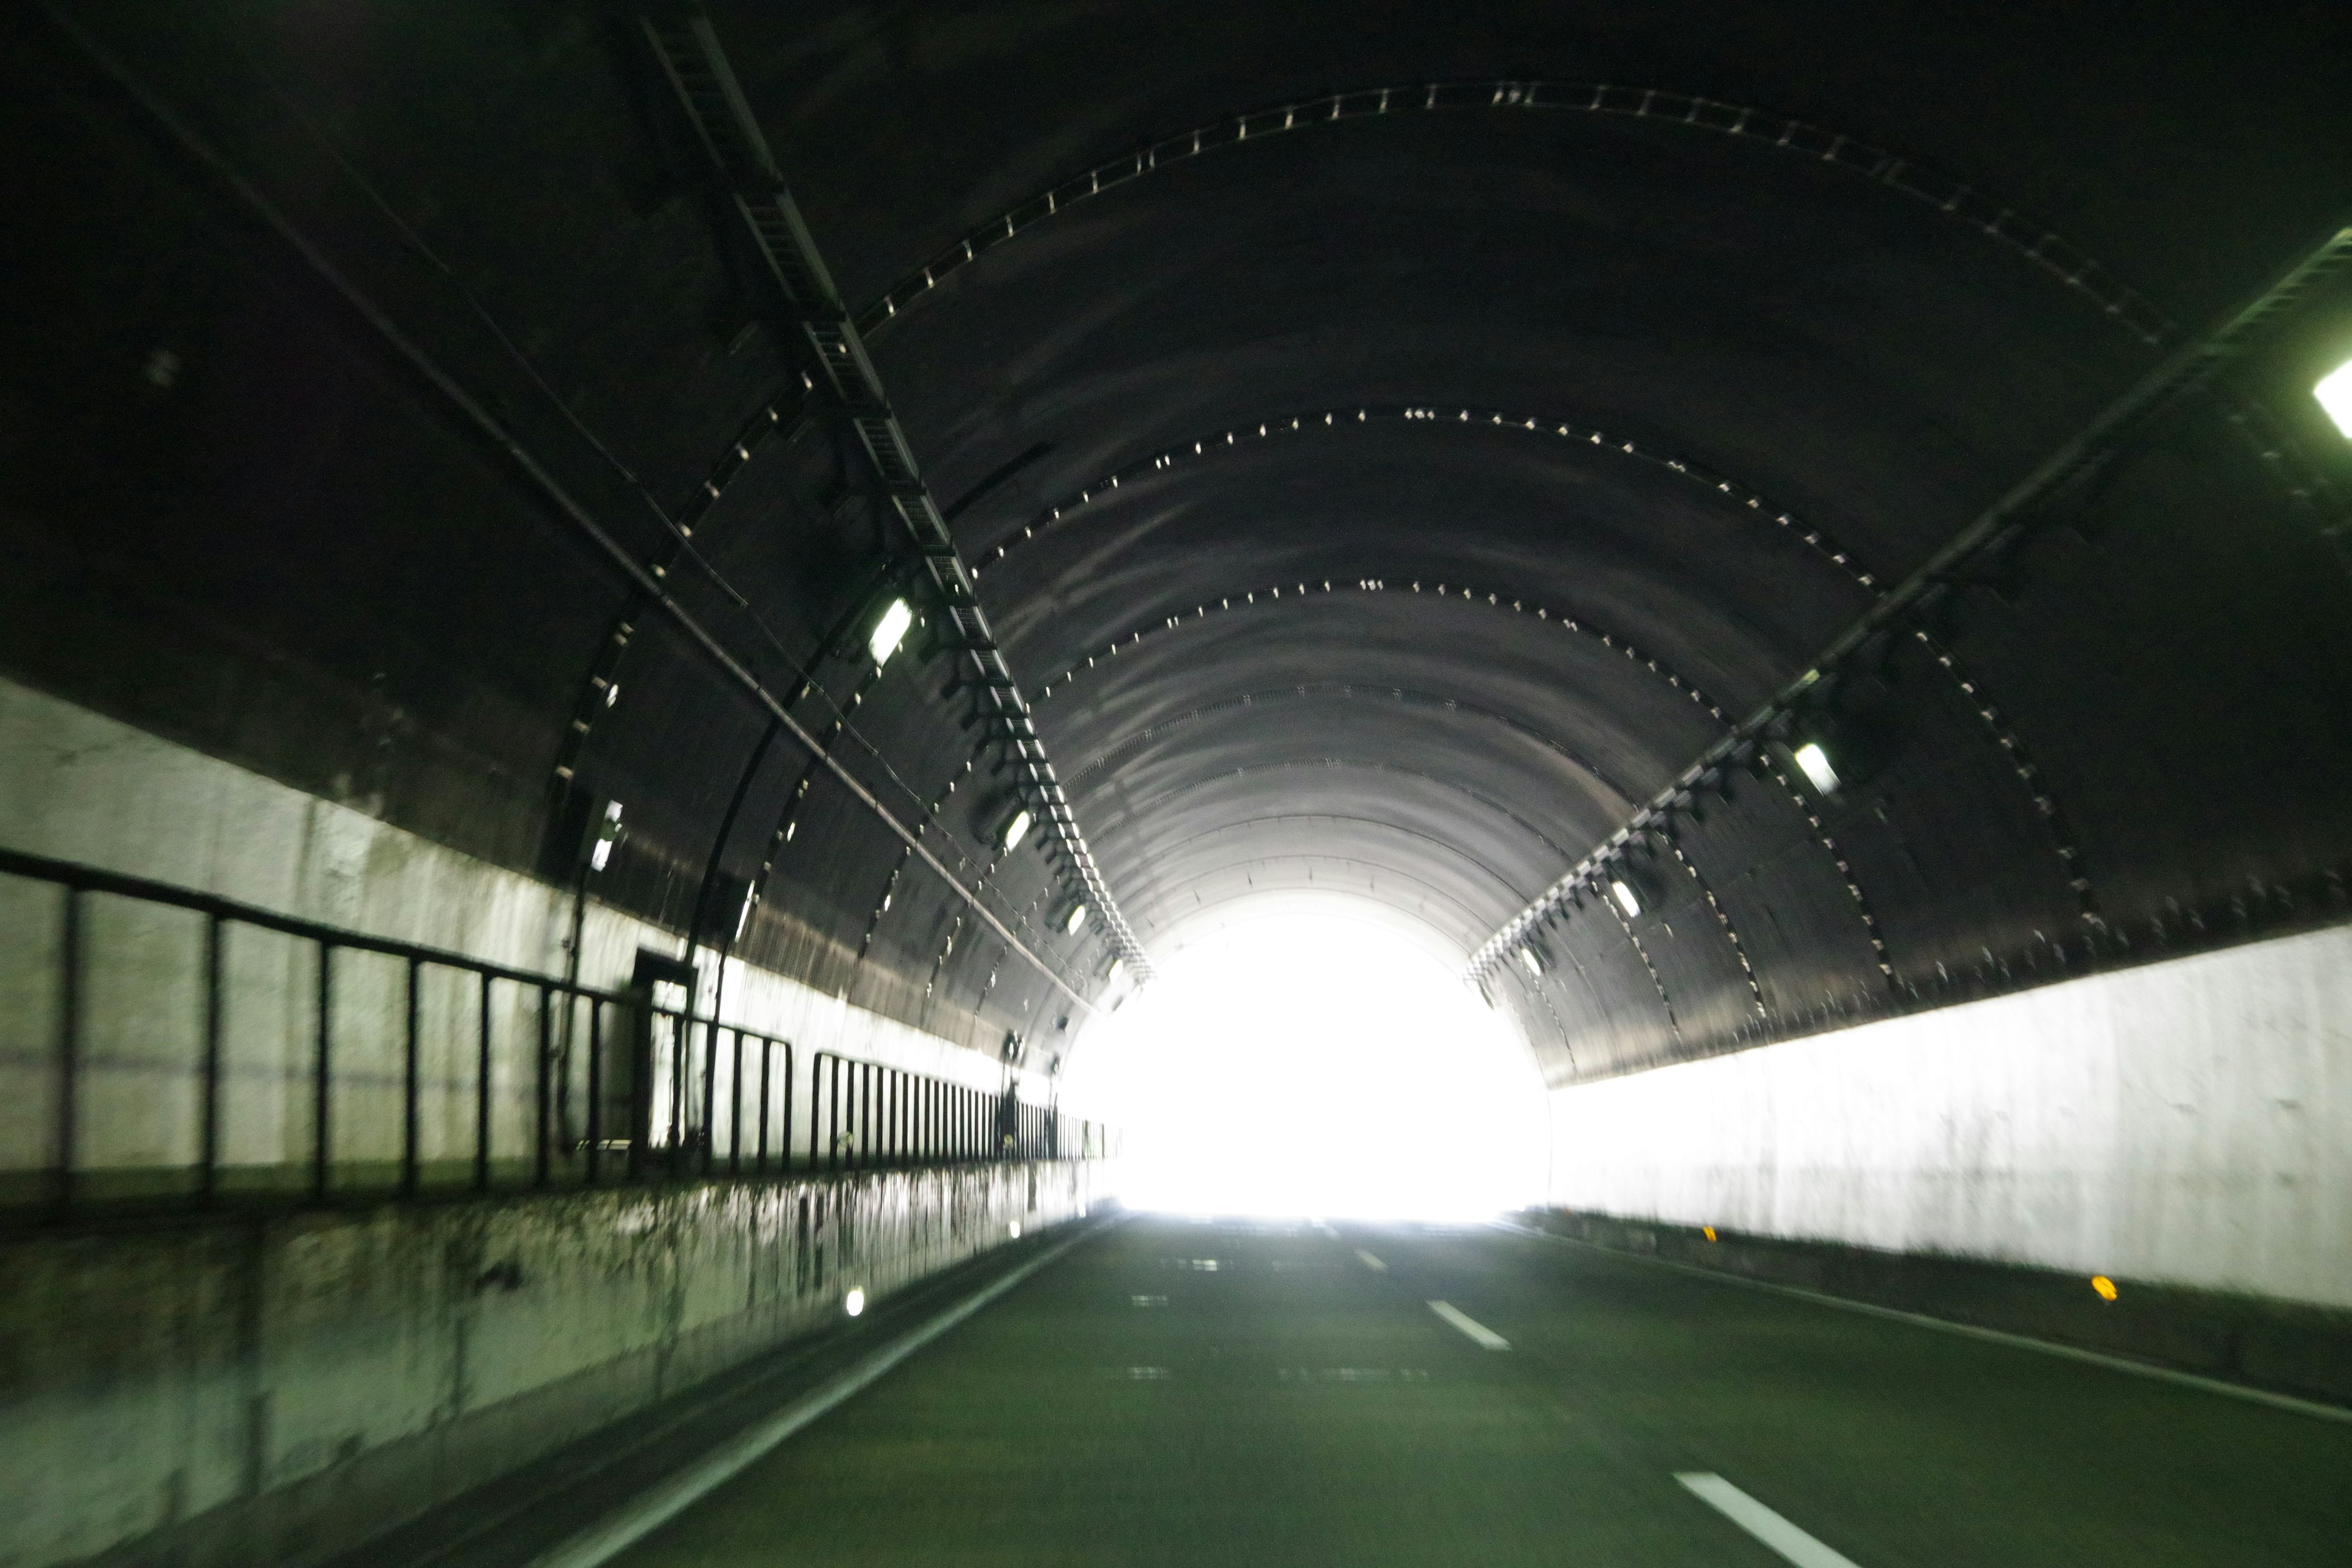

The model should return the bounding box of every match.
[4,1,2350,1082]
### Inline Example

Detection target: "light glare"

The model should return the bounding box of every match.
[2316,359,2352,438]
[1060,904,1547,1220]
[1792,741,1841,795]
[868,598,913,666]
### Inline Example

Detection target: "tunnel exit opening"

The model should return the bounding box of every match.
[1060,900,1548,1220]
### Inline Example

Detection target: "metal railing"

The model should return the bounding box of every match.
[809,1051,1103,1172]
[0,846,1109,1222]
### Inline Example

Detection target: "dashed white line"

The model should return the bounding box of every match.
[1676,1473,1864,1568]
[1426,1300,1510,1349]
[1355,1248,1387,1272]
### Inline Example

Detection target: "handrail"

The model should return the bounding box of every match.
[0,847,1110,1223]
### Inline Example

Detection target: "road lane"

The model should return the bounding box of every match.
[590,1215,2352,1567]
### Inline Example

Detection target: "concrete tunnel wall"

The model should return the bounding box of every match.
[0,673,1073,1183]
[1,1164,1100,1568]
[0,674,1115,1568]
[1547,922,2352,1308]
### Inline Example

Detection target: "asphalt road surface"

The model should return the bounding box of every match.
[594,1216,2352,1567]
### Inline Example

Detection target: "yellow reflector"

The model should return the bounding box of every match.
[2091,1275,2119,1301]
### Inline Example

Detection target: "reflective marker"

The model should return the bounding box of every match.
[1355,1248,1387,1272]
[1427,1300,1510,1350]
[1675,1473,1863,1568]
[2091,1275,2119,1300]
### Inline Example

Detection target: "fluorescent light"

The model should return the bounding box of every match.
[1792,741,1841,794]
[1066,903,1089,935]
[843,1287,865,1317]
[868,598,913,666]
[590,801,624,872]
[1517,947,1542,978]
[2317,359,2352,438]
[1107,957,1125,987]
[1001,808,1033,851]
[1610,878,1642,919]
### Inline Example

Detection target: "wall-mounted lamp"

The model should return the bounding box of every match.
[2316,358,2352,439]
[1792,740,1841,796]
[1609,878,1643,919]
[589,801,625,872]
[1000,808,1033,852]
[1065,902,1089,935]
[1517,946,1543,978]
[868,598,914,668]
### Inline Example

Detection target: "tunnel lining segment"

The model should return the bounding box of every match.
[637,9,1151,982]
[1468,221,2352,982]
[852,81,2174,347]
[31,2,1106,1019]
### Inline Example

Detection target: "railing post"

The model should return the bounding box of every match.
[475,971,494,1192]
[53,886,81,1215]
[535,985,553,1188]
[826,1055,841,1174]
[780,1042,794,1175]
[401,956,421,1198]
[586,998,605,1185]
[755,1036,771,1175]
[197,911,224,1206]
[701,1013,720,1177]
[313,941,333,1200]
[728,1028,744,1175]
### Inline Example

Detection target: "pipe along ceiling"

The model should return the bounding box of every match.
[5,1,2350,1085]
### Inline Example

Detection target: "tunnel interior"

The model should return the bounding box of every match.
[6,5,2352,1566]
[8,2,2351,1123]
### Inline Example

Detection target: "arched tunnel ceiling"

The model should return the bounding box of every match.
[4,1,2351,1082]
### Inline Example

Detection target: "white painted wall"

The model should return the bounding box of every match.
[0,674,1033,1178]
[1548,924,2352,1307]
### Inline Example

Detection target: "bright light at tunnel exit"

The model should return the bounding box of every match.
[1060,907,1550,1221]
[2316,358,2352,439]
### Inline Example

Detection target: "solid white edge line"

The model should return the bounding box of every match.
[1676,1472,1865,1568]
[1355,1248,1388,1272]
[1494,1220,2352,1426]
[526,1219,1111,1568]
[1427,1298,1511,1349]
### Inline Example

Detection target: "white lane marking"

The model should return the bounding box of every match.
[526,1221,1104,1568]
[1494,1220,2352,1427]
[1130,1294,1168,1306]
[1354,1248,1388,1272]
[1676,1474,1864,1568]
[1426,1300,1510,1349]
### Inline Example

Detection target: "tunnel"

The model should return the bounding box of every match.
[3,1,2351,1563]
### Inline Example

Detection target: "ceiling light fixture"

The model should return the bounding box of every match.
[2316,358,2352,438]
[1000,808,1033,851]
[1066,903,1088,935]
[1792,741,1841,795]
[1517,947,1543,978]
[868,598,913,666]
[1610,878,1643,919]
